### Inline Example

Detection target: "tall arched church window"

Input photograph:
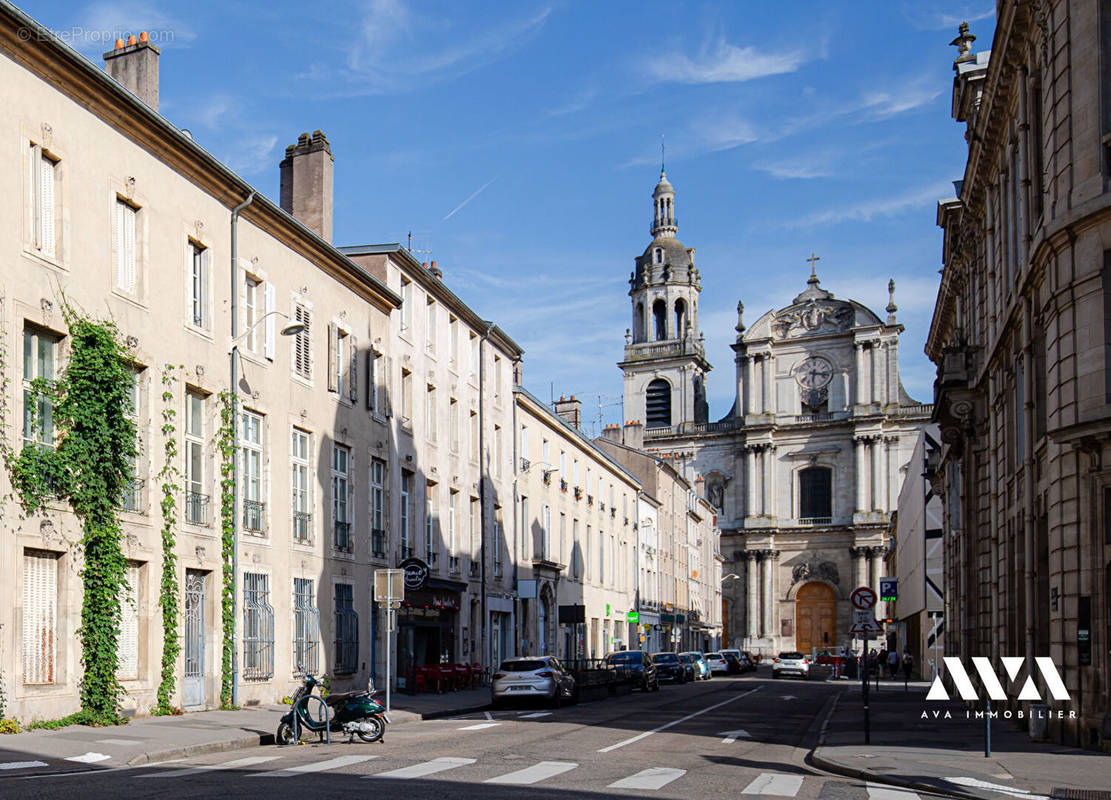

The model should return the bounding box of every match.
[655,248,662,264]
[646,379,672,429]
[799,467,832,520]
[674,298,686,337]
[653,299,667,341]
[634,302,645,343]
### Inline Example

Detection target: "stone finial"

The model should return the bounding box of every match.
[625,327,632,345]
[886,278,898,324]
[950,21,976,64]
[735,300,746,337]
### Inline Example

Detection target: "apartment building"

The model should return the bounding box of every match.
[0,6,408,719]
[596,424,723,653]
[929,6,1111,748]
[338,246,522,684]
[514,392,641,660]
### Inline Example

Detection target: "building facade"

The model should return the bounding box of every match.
[620,171,931,658]
[514,392,641,660]
[929,4,1111,748]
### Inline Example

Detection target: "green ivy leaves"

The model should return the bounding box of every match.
[217,391,236,709]
[154,365,182,715]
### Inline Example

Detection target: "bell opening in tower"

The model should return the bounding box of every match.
[646,378,672,428]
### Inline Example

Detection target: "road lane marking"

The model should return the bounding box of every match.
[742,773,804,796]
[457,722,501,730]
[370,757,476,779]
[484,711,494,720]
[96,738,140,745]
[944,777,1048,799]
[65,752,111,763]
[250,754,377,777]
[520,711,552,718]
[138,755,282,779]
[866,782,923,800]
[608,767,686,790]
[485,761,577,785]
[719,728,751,743]
[597,685,763,753]
[0,761,49,770]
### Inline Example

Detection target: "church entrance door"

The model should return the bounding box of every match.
[795,582,836,655]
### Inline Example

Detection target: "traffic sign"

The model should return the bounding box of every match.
[850,586,877,611]
[850,620,883,634]
[852,609,875,626]
[880,578,898,602]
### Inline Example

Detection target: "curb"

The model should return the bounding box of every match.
[127,731,273,767]
[809,749,985,800]
[416,703,491,720]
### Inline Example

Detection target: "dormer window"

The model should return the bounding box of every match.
[655,248,662,264]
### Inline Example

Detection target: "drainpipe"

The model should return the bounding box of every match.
[511,372,520,655]
[1022,297,1036,676]
[229,191,254,708]
[478,322,494,671]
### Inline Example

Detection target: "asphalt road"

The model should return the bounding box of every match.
[0,672,919,800]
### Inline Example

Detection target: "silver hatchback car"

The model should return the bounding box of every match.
[491,656,576,707]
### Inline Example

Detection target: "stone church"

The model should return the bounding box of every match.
[619,170,932,656]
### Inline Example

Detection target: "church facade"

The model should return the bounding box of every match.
[619,171,933,656]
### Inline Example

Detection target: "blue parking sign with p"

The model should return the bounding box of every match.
[880,578,898,602]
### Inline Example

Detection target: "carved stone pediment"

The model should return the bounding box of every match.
[771,301,853,339]
[791,560,840,586]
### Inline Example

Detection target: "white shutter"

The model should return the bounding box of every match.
[380,356,393,417]
[117,564,140,680]
[123,203,136,292]
[349,336,358,403]
[201,248,211,328]
[263,283,276,360]
[327,323,338,392]
[22,550,57,685]
[39,155,55,258]
[29,144,38,249]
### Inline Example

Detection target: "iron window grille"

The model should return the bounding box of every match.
[371,529,387,559]
[334,520,352,552]
[242,572,274,680]
[243,500,265,533]
[449,555,461,573]
[799,467,833,520]
[293,511,312,543]
[469,560,480,577]
[292,578,319,675]
[119,478,145,512]
[333,584,358,674]
[185,492,209,526]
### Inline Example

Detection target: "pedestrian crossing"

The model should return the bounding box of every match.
[114,752,936,797]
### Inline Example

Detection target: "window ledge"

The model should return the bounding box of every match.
[22,247,67,272]
[109,288,149,311]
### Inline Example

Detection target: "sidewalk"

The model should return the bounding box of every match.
[812,680,1111,799]
[388,686,491,719]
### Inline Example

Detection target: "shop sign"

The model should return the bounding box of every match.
[399,557,430,592]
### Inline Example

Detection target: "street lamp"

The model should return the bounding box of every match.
[722,573,740,583]
[229,309,303,706]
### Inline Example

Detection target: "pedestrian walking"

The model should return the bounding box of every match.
[887,648,898,679]
[902,650,914,681]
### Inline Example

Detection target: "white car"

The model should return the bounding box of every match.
[704,652,728,674]
[771,651,810,679]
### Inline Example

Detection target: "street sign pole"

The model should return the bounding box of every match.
[862,635,870,745]
[849,586,878,746]
[374,569,405,715]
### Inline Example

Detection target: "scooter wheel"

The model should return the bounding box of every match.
[276,721,298,746]
[356,717,385,743]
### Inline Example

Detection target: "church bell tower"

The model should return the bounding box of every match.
[620,169,711,429]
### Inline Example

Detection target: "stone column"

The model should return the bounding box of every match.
[761,354,772,415]
[761,446,772,517]
[870,546,885,597]
[761,550,775,637]
[744,357,754,415]
[849,547,866,590]
[854,343,864,405]
[746,553,759,640]
[767,446,777,521]
[746,447,756,518]
[870,343,880,404]
[870,437,882,511]
[854,438,866,513]
[879,437,890,513]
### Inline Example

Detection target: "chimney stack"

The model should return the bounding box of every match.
[553,395,582,429]
[103,32,160,111]
[280,131,334,241]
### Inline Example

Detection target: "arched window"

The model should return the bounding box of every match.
[654,248,662,264]
[674,298,686,337]
[653,299,667,341]
[646,379,672,428]
[634,302,645,342]
[799,467,832,520]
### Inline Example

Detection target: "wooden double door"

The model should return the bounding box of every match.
[795,582,836,654]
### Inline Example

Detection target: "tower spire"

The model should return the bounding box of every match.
[650,166,677,238]
[661,134,666,175]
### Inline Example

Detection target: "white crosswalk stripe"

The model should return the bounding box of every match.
[519,711,552,718]
[369,757,476,779]
[457,722,501,731]
[866,782,923,800]
[249,754,377,777]
[741,772,805,796]
[0,761,49,771]
[608,767,686,790]
[137,755,282,779]
[484,761,578,785]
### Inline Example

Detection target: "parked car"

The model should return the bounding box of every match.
[491,656,576,707]
[681,651,711,680]
[771,651,810,680]
[704,652,728,674]
[651,652,688,683]
[720,648,743,668]
[738,652,758,673]
[606,650,659,692]
[723,653,743,674]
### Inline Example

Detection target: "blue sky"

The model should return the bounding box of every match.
[29,0,996,435]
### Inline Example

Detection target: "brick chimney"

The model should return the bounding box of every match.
[553,395,582,429]
[280,131,334,241]
[103,32,160,111]
[622,420,644,451]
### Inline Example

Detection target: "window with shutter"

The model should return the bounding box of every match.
[22,549,57,684]
[348,336,358,403]
[263,283,276,360]
[115,199,137,293]
[39,152,56,258]
[327,323,338,392]
[293,304,311,379]
[117,563,140,680]
[189,242,207,328]
[366,349,376,412]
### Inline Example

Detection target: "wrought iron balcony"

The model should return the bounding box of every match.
[242,500,265,533]
[185,492,210,525]
[449,555,461,574]
[334,520,352,552]
[372,529,387,559]
[293,511,312,543]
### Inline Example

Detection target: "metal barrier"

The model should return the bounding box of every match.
[291,693,331,745]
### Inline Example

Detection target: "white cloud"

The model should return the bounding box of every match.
[859,80,943,119]
[225,135,279,177]
[643,37,809,84]
[901,2,995,31]
[788,180,954,228]
[752,151,837,180]
[69,1,195,53]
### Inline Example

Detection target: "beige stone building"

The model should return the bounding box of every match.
[619,171,930,658]
[596,427,723,653]
[929,4,1111,748]
[513,391,641,659]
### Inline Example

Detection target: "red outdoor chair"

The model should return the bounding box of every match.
[453,663,468,691]
[471,662,484,688]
